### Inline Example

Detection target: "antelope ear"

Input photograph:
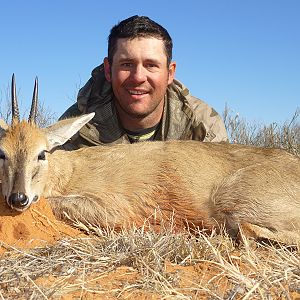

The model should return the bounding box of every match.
[44,113,95,150]
[0,119,8,137]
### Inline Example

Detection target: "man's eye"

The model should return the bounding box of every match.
[0,149,6,160]
[38,151,46,161]
[145,63,159,71]
[121,63,132,68]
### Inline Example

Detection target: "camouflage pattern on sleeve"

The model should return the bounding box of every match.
[188,95,229,142]
[164,79,229,142]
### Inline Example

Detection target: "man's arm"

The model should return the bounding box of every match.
[188,96,229,142]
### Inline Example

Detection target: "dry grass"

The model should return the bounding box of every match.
[0,226,300,299]
[0,82,57,128]
[223,105,300,156]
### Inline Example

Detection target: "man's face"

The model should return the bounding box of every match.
[104,37,176,120]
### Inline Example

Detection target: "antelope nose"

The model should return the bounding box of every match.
[8,192,29,209]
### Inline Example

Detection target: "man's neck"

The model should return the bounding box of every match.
[121,115,161,131]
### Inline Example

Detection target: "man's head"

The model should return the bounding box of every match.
[103,16,176,131]
[107,15,173,66]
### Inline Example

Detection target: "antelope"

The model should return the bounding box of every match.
[0,76,299,244]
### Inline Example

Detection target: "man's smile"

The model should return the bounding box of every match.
[128,89,149,95]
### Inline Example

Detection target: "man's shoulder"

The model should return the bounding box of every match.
[187,94,220,119]
[167,79,228,142]
[168,79,220,119]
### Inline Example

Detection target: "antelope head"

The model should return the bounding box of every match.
[0,75,94,211]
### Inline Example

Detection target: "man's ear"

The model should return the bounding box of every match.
[103,57,111,82]
[168,61,176,85]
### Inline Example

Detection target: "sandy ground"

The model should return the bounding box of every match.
[0,197,81,253]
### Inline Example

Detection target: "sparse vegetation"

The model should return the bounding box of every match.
[0,82,57,127]
[223,104,300,156]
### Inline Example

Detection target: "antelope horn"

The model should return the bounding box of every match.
[11,74,20,124]
[28,77,38,124]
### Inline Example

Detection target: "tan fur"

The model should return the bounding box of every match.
[0,120,299,244]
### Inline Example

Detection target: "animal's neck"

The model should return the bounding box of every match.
[44,150,75,196]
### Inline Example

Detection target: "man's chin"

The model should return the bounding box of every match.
[125,109,151,119]
[116,97,163,120]
[122,102,153,118]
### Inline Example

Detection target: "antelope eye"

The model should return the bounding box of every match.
[0,149,6,160]
[37,150,46,161]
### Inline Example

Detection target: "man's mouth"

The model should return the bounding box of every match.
[128,89,148,95]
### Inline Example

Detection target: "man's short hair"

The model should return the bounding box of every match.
[108,15,173,66]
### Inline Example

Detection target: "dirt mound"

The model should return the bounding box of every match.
[0,196,82,254]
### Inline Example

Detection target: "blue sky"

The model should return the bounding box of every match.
[0,0,299,124]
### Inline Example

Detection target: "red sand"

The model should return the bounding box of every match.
[0,196,82,254]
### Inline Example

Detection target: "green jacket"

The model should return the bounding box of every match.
[60,65,228,149]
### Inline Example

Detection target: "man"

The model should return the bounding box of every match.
[60,15,228,149]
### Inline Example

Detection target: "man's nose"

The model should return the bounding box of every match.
[131,65,147,82]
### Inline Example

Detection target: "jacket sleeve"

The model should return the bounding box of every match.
[188,96,229,142]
